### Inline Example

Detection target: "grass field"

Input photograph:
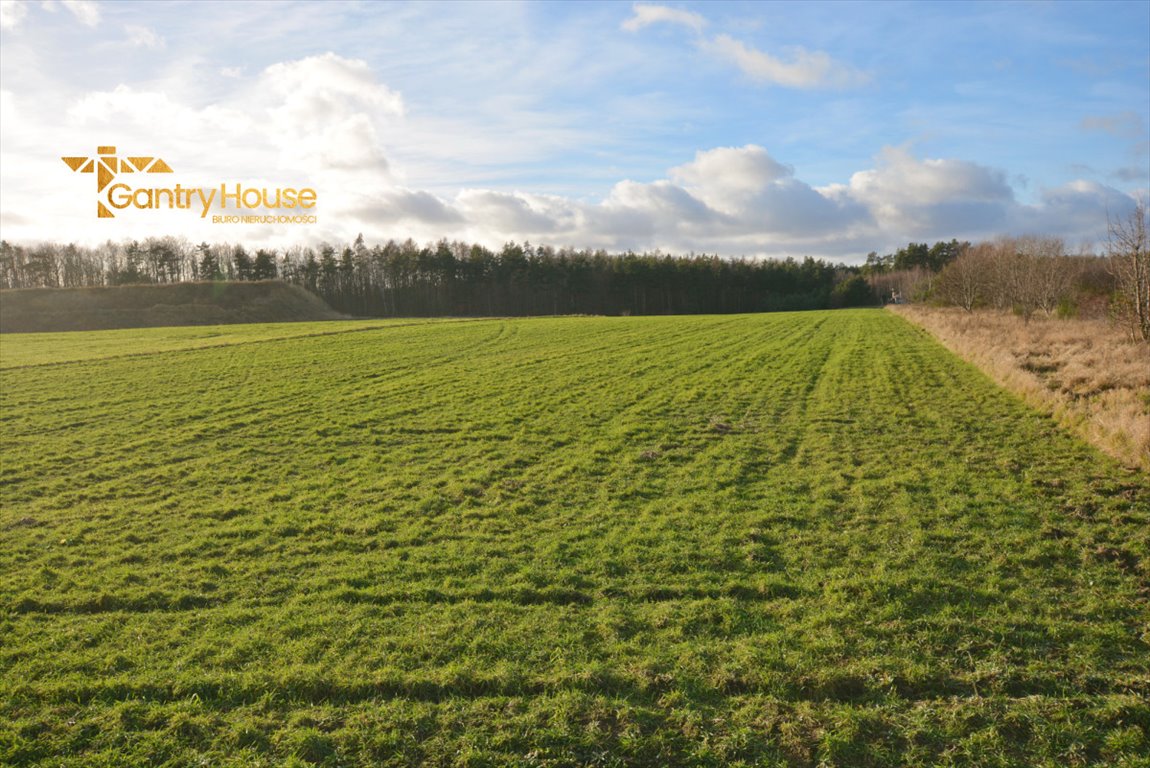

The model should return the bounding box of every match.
[1,311,1147,767]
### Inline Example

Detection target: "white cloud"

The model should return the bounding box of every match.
[669,145,793,211]
[262,53,404,120]
[351,188,466,227]
[844,146,1013,234]
[1019,180,1137,238]
[621,3,706,34]
[457,189,565,234]
[622,4,869,91]
[702,34,870,89]
[0,0,28,30]
[260,53,403,178]
[61,0,98,26]
[60,53,401,182]
[847,147,1015,207]
[124,23,162,49]
[654,145,868,239]
[607,179,717,227]
[670,145,792,189]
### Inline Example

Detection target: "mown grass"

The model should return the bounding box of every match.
[1,311,1147,767]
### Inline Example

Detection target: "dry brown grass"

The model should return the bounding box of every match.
[890,305,1150,472]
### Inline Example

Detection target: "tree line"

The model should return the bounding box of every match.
[0,236,875,316]
[859,203,1147,341]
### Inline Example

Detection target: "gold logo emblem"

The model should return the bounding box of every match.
[61,146,173,218]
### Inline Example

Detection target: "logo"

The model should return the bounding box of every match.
[61,146,173,218]
[61,145,317,225]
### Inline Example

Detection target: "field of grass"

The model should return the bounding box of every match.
[1,311,1147,767]
[0,319,451,370]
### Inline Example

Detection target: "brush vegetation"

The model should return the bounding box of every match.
[1,311,1148,767]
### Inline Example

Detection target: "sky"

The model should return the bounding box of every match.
[0,0,1147,263]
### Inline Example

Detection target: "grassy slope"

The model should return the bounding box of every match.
[0,281,343,334]
[0,311,1147,767]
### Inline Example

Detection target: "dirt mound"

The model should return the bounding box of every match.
[0,281,344,333]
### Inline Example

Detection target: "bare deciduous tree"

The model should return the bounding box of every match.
[1028,236,1077,316]
[1108,199,1149,342]
[935,242,985,311]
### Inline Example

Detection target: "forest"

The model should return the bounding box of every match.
[0,236,873,316]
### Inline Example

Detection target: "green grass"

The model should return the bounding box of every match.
[0,318,451,369]
[1,310,1147,767]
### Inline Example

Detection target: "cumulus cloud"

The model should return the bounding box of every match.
[262,52,404,120]
[670,145,792,195]
[702,34,870,89]
[1018,180,1137,237]
[62,52,400,183]
[656,145,868,238]
[457,189,566,235]
[261,53,402,176]
[601,180,722,245]
[843,146,1013,235]
[329,189,469,249]
[621,3,706,33]
[668,145,792,212]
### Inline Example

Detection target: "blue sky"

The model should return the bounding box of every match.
[1,0,1147,261]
